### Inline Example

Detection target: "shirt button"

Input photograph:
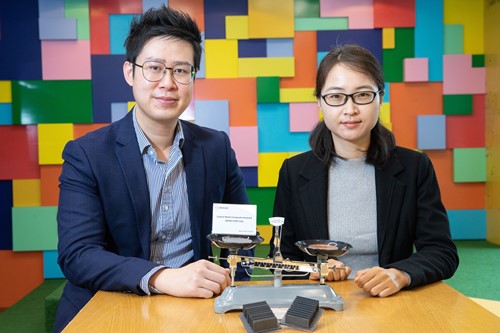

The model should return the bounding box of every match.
[161,235,166,240]
[163,205,168,211]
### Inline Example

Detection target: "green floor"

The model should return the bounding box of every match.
[0,240,498,332]
[0,279,66,333]
[444,240,500,301]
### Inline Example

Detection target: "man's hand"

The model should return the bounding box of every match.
[354,267,409,297]
[309,258,352,281]
[149,259,231,298]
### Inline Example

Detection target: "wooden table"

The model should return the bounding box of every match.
[63,280,500,332]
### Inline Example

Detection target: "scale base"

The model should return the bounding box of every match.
[214,284,344,313]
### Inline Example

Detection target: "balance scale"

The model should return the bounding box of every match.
[208,217,352,314]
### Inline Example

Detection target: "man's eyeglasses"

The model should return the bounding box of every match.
[132,61,196,85]
[321,90,382,107]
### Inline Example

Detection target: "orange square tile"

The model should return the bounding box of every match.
[40,165,62,206]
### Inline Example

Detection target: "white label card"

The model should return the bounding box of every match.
[212,203,257,236]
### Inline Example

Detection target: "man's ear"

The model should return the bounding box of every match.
[123,61,134,87]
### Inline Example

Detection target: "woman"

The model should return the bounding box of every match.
[269,44,458,297]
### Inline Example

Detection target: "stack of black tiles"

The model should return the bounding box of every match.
[284,296,319,330]
[242,301,279,332]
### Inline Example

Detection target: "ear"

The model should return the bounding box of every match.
[378,91,385,104]
[123,61,134,87]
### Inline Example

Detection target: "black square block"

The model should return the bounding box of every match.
[242,301,279,332]
[284,296,319,329]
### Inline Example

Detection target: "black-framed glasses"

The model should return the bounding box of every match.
[321,90,382,107]
[132,61,196,84]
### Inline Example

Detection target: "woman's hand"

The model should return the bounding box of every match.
[309,258,352,281]
[354,267,410,297]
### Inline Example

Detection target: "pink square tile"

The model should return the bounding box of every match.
[404,58,428,82]
[290,103,319,132]
[42,40,91,80]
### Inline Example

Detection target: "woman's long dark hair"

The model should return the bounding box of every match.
[310,44,395,168]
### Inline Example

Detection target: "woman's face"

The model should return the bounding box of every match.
[318,63,383,158]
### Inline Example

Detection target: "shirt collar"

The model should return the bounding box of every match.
[132,107,185,154]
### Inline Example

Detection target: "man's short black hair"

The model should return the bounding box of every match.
[124,5,202,70]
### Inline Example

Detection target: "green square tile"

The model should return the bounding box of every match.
[257,77,280,103]
[12,206,58,251]
[12,80,93,125]
[472,54,485,67]
[294,0,320,18]
[246,187,276,225]
[444,24,464,55]
[453,148,486,182]
[443,94,473,115]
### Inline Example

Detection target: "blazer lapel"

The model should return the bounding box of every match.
[375,155,405,253]
[298,154,329,238]
[115,113,152,259]
[180,122,205,259]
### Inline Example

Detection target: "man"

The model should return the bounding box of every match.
[55,5,250,331]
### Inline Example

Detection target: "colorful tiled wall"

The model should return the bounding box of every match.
[0,0,490,307]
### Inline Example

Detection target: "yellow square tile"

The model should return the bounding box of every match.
[38,124,74,165]
[205,40,238,78]
[248,0,294,38]
[258,152,290,187]
[383,28,395,49]
[13,179,41,207]
[0,81,12,103]
[239,57,294,77]
[280,88,316,102]
[226,16,249,40]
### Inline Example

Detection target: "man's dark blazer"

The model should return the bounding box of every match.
[270,147,458,288]
[55,111,249,331]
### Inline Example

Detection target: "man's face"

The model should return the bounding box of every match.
[123,36,195,127]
